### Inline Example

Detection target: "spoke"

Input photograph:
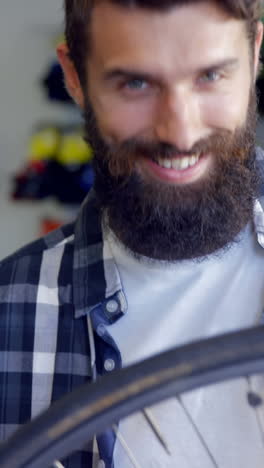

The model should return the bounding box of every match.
[177,396,219,468]
[113,425,142,468]
[143,408,171,455]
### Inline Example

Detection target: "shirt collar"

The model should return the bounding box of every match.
[73,189,106,318]
[73,147,264,318]
[73,189,127,319]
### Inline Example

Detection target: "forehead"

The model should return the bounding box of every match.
[89,1,248,76]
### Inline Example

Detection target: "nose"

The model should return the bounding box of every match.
[154,88,207,152]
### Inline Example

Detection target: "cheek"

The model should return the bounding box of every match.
[202,82,251,132]
[90,91,156,143]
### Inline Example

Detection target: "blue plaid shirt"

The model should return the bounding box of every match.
[1,147,264,467]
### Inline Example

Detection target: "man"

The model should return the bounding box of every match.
[1,0,264,466]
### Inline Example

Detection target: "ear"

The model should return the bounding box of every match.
[254,21,264,80]
[57,43,85,108]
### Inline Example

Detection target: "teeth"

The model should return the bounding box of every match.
[190,155,198,166]
[180,157,190,170]
[171,159,182,170]
[157,154,200,170]
[163,159,172,169]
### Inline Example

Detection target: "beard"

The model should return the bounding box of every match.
[83,88,259,262]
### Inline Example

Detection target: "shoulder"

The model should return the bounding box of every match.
[0,223,75,292]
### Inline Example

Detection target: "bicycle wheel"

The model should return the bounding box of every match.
[0,325,264,468]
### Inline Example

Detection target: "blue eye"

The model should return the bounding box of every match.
[126,79,148,90]
[200,70,221,83]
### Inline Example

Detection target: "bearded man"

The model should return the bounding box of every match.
[1,1,264,467]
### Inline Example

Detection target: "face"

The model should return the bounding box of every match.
[59,0,263,261]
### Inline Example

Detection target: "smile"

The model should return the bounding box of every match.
[154,154,201,171]
[141,152,211,185]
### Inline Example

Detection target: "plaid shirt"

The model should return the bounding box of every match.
[1,147,264,467]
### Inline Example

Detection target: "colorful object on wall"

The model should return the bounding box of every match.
[11,125,94,205]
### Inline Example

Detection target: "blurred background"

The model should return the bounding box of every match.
[1,1,264,260]
[0,0,94,259]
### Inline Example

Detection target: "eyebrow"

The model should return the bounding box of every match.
[103,68,154,82]
[102,58,239,82]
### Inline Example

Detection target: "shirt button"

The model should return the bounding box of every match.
[106,299,119,314]
[104,358,115,372]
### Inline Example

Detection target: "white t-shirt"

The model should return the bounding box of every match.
[104,223,264,467]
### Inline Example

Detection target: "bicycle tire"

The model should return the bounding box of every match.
[0,325,264,468]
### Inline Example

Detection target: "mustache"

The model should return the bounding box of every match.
[103,129,252,178]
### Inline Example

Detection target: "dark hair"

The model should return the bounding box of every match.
[64,0,263,84]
